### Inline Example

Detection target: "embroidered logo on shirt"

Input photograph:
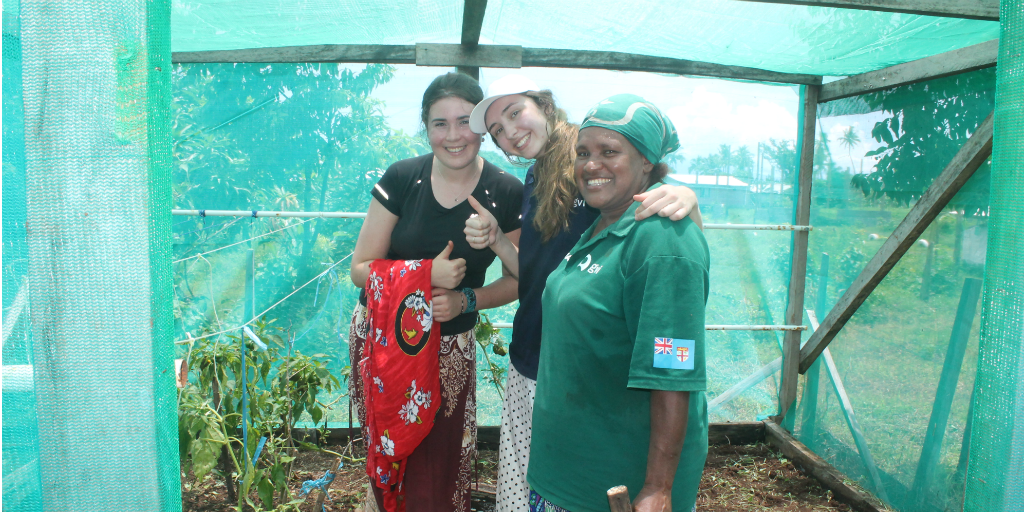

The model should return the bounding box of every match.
[578,254,592,271]
[653,338,695,370]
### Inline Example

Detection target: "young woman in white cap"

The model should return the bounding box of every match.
[463,75,703,511]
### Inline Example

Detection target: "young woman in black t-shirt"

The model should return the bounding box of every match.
[348,73,523,512]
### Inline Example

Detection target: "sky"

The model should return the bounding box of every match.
[365,64,889,177]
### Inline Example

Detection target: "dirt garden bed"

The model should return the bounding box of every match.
[182,440,858,511]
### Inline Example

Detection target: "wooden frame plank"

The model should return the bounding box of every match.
[522,48,821,85]
[799,111,994,373]
[171,44,416,64]
[819,39,999,103]
[417,43,522,68]
[171,43,822,85]
[737,0,998,21]
[709,422,767,445]
[776,84,819,424]
[764,421,889,512]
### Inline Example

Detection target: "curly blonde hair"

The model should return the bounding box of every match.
[491,91,579,242]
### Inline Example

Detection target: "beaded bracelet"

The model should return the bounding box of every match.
[460,287,477,314]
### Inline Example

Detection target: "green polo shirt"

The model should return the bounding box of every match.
[527,185,710,512]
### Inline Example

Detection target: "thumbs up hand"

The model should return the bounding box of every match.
[464,195,500,249]
[431,241,467,289]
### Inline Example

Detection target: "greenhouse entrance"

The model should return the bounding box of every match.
[3,0,1022,511]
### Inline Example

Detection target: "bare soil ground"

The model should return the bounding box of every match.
[182,442,853,511]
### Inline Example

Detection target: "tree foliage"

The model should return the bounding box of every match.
[852,68,994,211]
[172,63,428,360]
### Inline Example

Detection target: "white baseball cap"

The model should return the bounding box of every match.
[469,74,539,134]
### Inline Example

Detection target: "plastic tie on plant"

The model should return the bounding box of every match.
[299,459,343,500]
[242,325,268,351]
[251,435,268,467]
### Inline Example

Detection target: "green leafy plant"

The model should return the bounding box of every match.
[179,317,341,511]
[474,312,508,400]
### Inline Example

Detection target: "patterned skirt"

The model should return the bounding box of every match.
[348,303,477,512]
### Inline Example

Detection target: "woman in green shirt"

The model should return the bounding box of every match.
[528,95,710,512]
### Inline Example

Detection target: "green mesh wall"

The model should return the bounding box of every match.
[3,1,44,510]
[3,0,180,509]
[169,0,998,77]
[964,0,1024,509]
[791,67,997,511]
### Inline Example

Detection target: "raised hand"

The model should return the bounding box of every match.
[431,241,467,289]
[464,195,499,249]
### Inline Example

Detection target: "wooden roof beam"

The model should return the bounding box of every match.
[171,45,417,64]
[520,48,821,85]
[737,0,998,21]
[798,112,994,374]
[819,39,998,102]
[173,44,823,85]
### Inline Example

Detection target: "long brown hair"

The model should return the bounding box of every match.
[492,90,579,242]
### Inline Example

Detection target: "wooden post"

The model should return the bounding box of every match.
[607,486,632,512]
[776,84,819,425]
[457,0,487,80]
[806,311,889,503]
[910,278,982,503]
[800,112,994,374]
[799,253,829,446]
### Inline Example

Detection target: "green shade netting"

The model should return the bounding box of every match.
[171,0,998,76]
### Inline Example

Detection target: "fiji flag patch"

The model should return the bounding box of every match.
[653,338,695,370]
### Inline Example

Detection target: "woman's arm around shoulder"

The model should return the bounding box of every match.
[633,184,704,230]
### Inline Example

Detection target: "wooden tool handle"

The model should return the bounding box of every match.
[607,485,632,512]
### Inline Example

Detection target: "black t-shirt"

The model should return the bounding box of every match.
[364,153,524,335]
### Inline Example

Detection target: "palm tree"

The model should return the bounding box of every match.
[838,126,861,173]
[734,146,753,181]
[718,144,733,185]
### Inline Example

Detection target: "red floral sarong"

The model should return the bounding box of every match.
[360,259,440,512]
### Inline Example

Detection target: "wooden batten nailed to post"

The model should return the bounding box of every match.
[799,112,994,373]
[775,83,820,425]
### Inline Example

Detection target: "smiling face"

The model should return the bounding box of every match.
[574,127,653,220]
[427,96,482,172]
[485,94,549,159]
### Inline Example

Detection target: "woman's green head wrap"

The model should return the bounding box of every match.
[580,94,680,165]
